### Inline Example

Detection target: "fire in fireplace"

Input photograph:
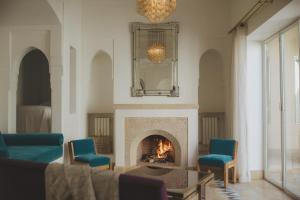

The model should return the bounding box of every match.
[139,135,175,164]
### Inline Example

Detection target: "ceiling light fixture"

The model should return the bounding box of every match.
[137,0,176,23]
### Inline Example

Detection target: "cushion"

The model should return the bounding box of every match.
[75,154,110,167]
[7,146,63,163]
[198,154,233,167]
[72,139,95,156]
[210,139,236,157]
[3,133,64,146]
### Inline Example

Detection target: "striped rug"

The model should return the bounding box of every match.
[212,179,241,200]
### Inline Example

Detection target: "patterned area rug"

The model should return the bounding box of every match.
[206,179,241,200]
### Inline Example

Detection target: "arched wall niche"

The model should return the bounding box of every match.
[16,47,52,133]
[198,49,225,112]
[87,50,113,113]
[17,48,51,106]
[8,35,62,133]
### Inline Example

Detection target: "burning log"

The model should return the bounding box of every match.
[141,137,174,164]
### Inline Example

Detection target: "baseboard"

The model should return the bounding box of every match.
[251,170,263,180]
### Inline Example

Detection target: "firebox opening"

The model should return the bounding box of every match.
[138,135,175,164]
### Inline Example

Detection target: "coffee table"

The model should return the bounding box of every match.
[126,166,214,200]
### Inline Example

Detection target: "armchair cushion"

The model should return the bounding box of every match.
[75,153,110,167]
[210,139,236,157]
[72,138,96,156]
[199,154,233,167]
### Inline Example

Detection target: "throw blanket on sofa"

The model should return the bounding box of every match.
[45,163,119,200]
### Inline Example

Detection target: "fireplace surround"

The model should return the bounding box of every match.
[114,106,199,167]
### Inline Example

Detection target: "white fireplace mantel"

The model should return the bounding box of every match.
[114,107,199,167]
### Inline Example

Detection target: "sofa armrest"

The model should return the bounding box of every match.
[0,158,48,200]
[3,133,64,146]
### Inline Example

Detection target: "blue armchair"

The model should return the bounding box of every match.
[198,138,238,188]
[68,138,110,170]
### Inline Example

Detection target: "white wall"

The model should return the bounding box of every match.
[0,0,60,26]
[81,0,232,105]
[0,0,63,134]
[61,0,83,142]
[80,0,233,140]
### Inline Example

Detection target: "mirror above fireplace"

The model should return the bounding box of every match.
[131,22,179,97]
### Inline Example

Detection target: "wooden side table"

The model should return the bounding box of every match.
[198,172,214,200]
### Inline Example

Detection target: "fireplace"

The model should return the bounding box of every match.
[124,117,188,167]
[138,135,175,164]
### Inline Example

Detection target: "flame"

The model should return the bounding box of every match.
[156,139,172,159]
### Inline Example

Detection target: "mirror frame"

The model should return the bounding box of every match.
[131,22,179,97]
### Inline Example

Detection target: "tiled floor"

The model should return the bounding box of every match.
[267,169,300,197]
[207,180,295,200]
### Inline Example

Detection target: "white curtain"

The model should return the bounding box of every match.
[231,26,250,183]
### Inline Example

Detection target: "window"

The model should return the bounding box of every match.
[264,21,300,198]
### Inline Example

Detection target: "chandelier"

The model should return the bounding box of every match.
[147,31,166,64]
[137,0,176,23]
[147,43,166,64]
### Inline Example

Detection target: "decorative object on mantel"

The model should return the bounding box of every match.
[88,113,114,154]
[137,0,176,23]
[147,31,166,64]
[131,22,179,97]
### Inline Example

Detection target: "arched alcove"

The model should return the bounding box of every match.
[88,51,113,113]
[198,49,226,150]
[17,48,51,132]
[199,49,225,112]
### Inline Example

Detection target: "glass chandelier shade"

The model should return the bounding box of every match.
[137,0,176,23]
[147,31,166,64]
[147,43,166,64]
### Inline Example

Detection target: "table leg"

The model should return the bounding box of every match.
[197,184,205,200]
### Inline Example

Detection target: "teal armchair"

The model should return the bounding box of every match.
[68,138,111,170]
[198,138,238,188]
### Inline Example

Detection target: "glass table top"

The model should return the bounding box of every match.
[125,165,214,197]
